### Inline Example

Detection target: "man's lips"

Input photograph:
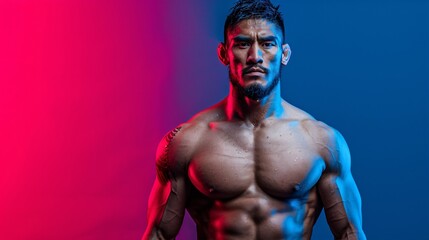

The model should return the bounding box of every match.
[244,71,265,77]
[243,66,267,75]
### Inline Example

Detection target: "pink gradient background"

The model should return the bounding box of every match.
[0,1,202,239]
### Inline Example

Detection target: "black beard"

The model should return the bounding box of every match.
[229,72,280,101]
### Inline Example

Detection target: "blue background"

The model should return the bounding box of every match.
[162,0,429,239]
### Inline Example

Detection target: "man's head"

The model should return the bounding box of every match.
[218,0,291,101]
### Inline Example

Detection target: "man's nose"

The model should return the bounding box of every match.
[247,44,263,64]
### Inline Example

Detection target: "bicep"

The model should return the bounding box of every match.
[144,175,187,240]
[143,126,189,240]
[317,127,365,239]
[318,172,363,238]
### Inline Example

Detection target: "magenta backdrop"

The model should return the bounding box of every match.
[0,1,184,239]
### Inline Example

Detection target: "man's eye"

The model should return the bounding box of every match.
[235,42,250,48]
[262,42,276,48]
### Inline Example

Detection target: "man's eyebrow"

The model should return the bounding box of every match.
[233,36,252,42]
[231,35,280,43]
[258,36,278,42]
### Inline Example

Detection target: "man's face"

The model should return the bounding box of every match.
[220,19,289,100]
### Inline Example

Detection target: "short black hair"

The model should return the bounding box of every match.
[224,0,285,44]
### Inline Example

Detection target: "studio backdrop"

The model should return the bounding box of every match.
[0,0,427,239]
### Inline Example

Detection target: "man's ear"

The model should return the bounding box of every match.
[217,42,229,65]
[281,44,291,66]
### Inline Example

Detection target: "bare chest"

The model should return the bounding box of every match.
[187,122,326,200]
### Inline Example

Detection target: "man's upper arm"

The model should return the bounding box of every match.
[143,126,189,240]
[316,126,366,240]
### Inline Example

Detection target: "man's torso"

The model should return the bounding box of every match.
[172,102,331,240]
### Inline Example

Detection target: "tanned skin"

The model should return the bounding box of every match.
[143,19,366,240]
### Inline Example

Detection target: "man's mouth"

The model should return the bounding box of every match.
[243,66,267,75]
[244,71,264,77]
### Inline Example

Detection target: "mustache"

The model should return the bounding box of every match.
[242,65,268,75]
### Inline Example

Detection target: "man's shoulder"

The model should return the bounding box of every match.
[282,101,348,165]
[154,121,205,183]
[156,103,225,162]
[299,118,350,172]
[282,101,338,142]
[156,122,202,160]
[301,118,336,142]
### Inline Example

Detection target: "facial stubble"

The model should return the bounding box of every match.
[229,68,281,101]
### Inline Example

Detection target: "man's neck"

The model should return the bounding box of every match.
[225,84,284,126]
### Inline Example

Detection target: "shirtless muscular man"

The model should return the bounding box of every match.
[143,0,366,239]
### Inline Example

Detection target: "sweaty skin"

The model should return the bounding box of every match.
[143,19,365,240]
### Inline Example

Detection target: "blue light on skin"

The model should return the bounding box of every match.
[281,199,305,240]
[280,129,365,239]
[332,131,365,238]
[275,158,325,239]
[288,120,299,128]
[294,158,325,194]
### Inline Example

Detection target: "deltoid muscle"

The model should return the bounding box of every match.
[156,126,182,184]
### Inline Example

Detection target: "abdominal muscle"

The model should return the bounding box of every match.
[187,183,321,240]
